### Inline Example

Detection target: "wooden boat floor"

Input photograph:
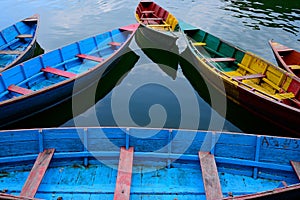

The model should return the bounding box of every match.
[0,162,288,199]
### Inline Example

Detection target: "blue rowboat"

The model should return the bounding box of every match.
[0,127,299,199]
[0,14,39,72]
[0,24,139,128]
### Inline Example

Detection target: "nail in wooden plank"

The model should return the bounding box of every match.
[114,147,134,200]
[291,161,300,180]
[76,54,104,62]
[199,151,223,200]
[41,67,76,78]
[20,149,55,198]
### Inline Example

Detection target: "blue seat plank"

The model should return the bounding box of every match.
[199,151,223,200]
[20,149,55,198]
[114,147,134,200]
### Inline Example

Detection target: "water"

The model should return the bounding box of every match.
[1,0,299,134]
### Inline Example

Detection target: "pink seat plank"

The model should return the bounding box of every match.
[208,57,236,62]
[20,149,55,198]
[199,151,223,200]
[114,147,134,200]
[76,54,104,62]
[8,84,32,95]
[291,161,300,180]
[41,67,76,78]
[234,73,266,81]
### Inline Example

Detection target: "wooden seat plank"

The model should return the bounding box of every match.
[193,42,206,46]
[20,149,55,198]
[199,151,223,200]
[0,50,23,55]
[291,161,300,180]
[8,85,32,95]
[289,65,300,70]
[207,57,236,62]
[41,67,77,78]
[109,42,122,47]
[114,147,134,200]
[76,54,104,62]
[16,34,33,39]
[141,11,155,14]
[141,17,163,21]
[233,73,266,81]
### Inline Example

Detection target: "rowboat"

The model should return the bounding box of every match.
[0,127,299,199]
[0,24,139,128]
[269,40,300,79]
[135,0,179,51]
[0,14,39,72]
[179,21,300,137]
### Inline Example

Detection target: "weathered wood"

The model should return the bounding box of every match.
[76,54,104,62]
[234,73,266,81]
[16,34,33,39]
[207,57,236,62]
[291,161,300,180]
[0,192,40,200]
[8,85,32,95]
[114,147,134,200]
[41,67,77,78]
[0,50,22,55]
[199,151,223,200]
[20,149,55,198]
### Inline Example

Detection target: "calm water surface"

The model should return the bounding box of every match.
[1,0,299,133]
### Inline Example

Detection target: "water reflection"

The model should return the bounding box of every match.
[223,0,300,36]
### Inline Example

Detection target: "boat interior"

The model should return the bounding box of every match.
[136,1,178,31]
[0,17,38,68]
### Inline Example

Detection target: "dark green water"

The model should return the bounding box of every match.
[1,0,299,134]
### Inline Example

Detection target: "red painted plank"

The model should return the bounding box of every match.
[41,67,76,78]
[76,54,104,62]
[199,151,223,200]
[20,149,55,198]
[291,161,300,180]
[8,84,32,95]
[16,34,33,39]
[234,73,266,81]
[119,24,140,32]
[208,57,236,62]
[109,42,122,47]
[114,147,134,200]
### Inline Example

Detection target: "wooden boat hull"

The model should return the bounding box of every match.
[179,22,300,137]
[0,127,299,199]
[269,40,300,79]
[0,14,39,71]
[135,1,180,52]
[0,24,139,128]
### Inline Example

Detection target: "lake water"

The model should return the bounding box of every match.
[1,0,299,134]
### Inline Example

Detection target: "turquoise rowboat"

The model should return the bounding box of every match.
[0,127,299,199]
[0,14,39,72]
